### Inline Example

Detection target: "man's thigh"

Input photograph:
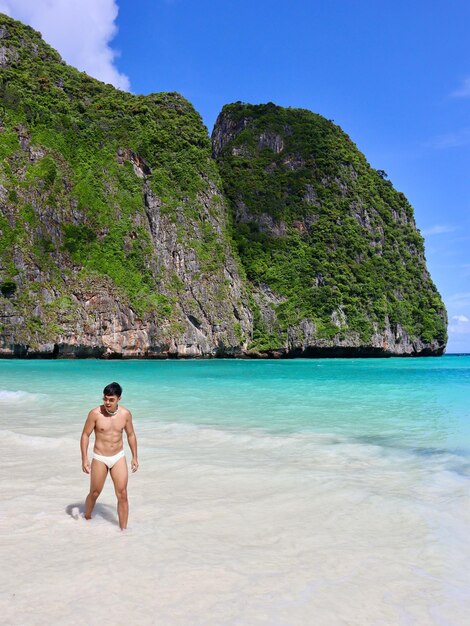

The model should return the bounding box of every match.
[110,456,128,493]
[90,459,108,493]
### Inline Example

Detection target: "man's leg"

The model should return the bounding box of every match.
[110,456,129,530]
[84,459,108,520]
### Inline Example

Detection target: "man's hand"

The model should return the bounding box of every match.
[131,458,139,473]
[82,459,91,474]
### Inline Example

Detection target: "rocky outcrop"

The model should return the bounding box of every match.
[0,15,447,358]
[211,109,249,158]
[212,103,447,356]
[0,127,252,358]
[0,15,252,358]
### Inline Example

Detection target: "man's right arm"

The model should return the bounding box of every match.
[80,411,96,474]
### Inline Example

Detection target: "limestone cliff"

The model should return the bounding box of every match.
[212,103,447,356]
[0,15,251,357]
[0,15,447,358]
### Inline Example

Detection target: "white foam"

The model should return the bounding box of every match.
[0,388,38,402]
[0,429,74,449]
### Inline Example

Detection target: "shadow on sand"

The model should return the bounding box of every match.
[65,502,118,526]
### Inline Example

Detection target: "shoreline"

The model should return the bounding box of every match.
[0,346,446,360]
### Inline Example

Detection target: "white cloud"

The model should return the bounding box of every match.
[0,0,130,91]
[421,224,455,236]
[448,312,470,338]
[448,321,470,335]
[452,315,470,323]
[451,77,470,98]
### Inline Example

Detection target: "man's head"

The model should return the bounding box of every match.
[102,382,122,414]
[103,382,122,398]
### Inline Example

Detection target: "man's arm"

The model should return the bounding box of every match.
[125,412,139,473]
[80,411,96,474]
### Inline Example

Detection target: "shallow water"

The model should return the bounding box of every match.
[0,357,469,625]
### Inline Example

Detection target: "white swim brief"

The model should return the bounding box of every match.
[92,449,125,469]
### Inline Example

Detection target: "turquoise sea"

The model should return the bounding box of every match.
[1,355,470,450]
[1,356,469,625]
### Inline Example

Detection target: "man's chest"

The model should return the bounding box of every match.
[95,417,126,434]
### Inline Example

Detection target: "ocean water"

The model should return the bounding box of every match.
[0,357,469,625]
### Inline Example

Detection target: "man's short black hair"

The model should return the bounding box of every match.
[103,382,122,397]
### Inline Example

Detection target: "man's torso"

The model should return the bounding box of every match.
[92,406,128,456]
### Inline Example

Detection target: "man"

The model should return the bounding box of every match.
[80,382,138,530]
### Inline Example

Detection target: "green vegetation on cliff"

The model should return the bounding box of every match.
[0,15,225,312]
[0,14,247,354]
[0,14,446,356]
[213,102,447,351]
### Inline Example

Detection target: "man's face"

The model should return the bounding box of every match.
[103,394,120,412]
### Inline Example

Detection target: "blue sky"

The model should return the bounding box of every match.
[2,0,469,351]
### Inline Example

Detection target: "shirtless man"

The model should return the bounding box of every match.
[80,382,138,530]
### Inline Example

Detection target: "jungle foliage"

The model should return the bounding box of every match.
[0,15,447,354]
[214,103,447,349]
[0,14,222,318]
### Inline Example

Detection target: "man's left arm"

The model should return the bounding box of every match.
[125,412,139,473]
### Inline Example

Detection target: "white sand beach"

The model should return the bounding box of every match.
[1,419,469,625]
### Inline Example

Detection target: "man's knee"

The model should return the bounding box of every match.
[89,488,101,499]
[116,487,127,503]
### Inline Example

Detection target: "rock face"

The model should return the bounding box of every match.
[0,15,251,358]
[212,103,447,356]
[0,15,447,358]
